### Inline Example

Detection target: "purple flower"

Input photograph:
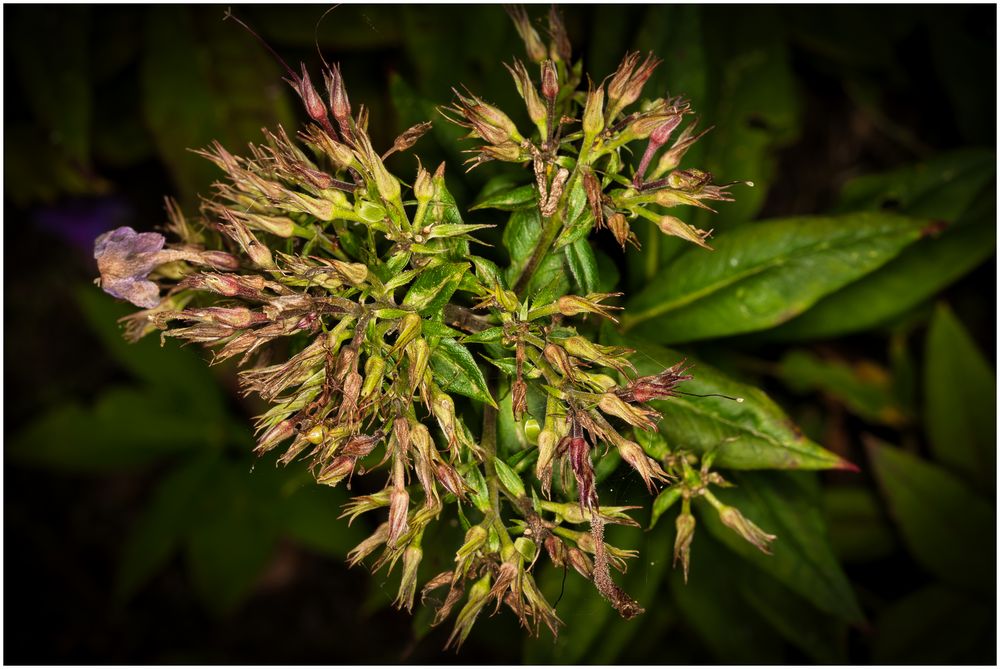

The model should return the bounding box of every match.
[93,226,167,309]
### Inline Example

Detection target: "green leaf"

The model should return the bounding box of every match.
[823,486,896,564]
[141,6,293,201]
[430,339,495,407]
[650,486,682,530]
[867,439,995,591]
[833,149,995,219]
[420,320,463,340]
[622,213,928,343]
[767,152,996,340]
[738,567,849,664]
[564,237,599,295]
[9,387,225,472]
[184,462,281,616]
[602,330,852,470]
[402,261,469,315]
[503,208,542,280]
[669,531,785,663]
[76,287,224,417]
[553,178,593,249]
[279,480,368,557]
[462,326,504,345]
[493,458,526,498]
[924,304,996,488]
[699,471,865,624]
[777,350,907,427]
[116,454,220,601]
[873,585,995,664]
[8,6,92,164]
[470,183,537,211]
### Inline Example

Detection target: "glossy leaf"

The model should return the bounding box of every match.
[116,454,220,601]
[669,531,785,663]
[141,6,293,200]
[699,471,865,624]
[778,350,907,427]
[502,207,542,281]
[76,287,224,415]
[867,439,995,591]
[738,567,849,664]
[650,486,682,529]
[924,304,996,488]
[430,338,496,407]
[767,151,996,340]
[873,585,995,664]
[9,387,224,472]
[603,330,852,470]
[564,238,600,295]
[280,481,368,557]
[823,486,896,563]
[402,261,469,315]
[622,213,928,343]
[470,183,536,211]
[184,463,282,616]
[553,178,593,249]
[8,6,92,164]
[493,458,526,498]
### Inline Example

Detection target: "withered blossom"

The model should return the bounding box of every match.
[91,6,765,651]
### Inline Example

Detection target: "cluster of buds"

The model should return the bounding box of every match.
[94,6,775,649]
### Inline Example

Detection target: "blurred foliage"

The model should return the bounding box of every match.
[5,4,995,664]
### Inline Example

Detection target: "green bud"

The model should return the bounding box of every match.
[582,83,605,139]
[361,355,385,399]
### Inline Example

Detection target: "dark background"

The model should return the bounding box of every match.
[4,4,996,664]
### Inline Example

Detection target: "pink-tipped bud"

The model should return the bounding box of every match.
[674,509,696,582]
[541,60,559,102]
[191,250,240,271]
[326,64,352,129]
[387,487,410,545]
[294,63,328,124]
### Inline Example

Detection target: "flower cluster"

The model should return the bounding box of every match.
[95,6,769,648]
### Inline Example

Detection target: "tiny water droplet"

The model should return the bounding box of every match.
[736,397,744,403]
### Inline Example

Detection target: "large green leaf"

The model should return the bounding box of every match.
[184,462,283,616]
[470,183,536,212]
[622,213,928,343]
[564,238,600,295]
[116,454,221,601]
[669,531,785,663]
[430,339,495,407]
[833,149,995,219]
[76,286,224,417]
[402,261,469,315]
[8,6,92,164]
[141,6,293,201]
[279,480,368,557]
[777,350,907,427]
[603,331,852,470]
[872,584,995,664]
[823,486,896,564]
[924,304,996,489]
[738,567,849,664]
[766,152,996,340]
[867,439,995,591]
[9,387,224,472]
[699,471,864,624]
